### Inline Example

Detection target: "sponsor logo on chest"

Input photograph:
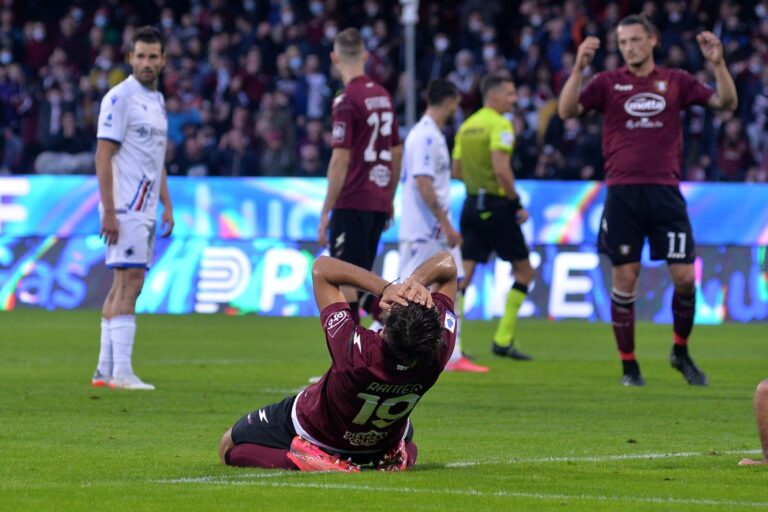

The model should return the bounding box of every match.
[624,92,666,117]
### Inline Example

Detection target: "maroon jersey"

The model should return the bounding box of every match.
[579,66,714,186]
[330,75,401,213]
[293,292,456,454]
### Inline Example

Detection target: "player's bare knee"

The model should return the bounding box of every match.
[219,429,235,465]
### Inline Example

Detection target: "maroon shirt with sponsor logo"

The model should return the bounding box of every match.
[294,292,456,454]
[579,66,714,186]
[331,75,401,213]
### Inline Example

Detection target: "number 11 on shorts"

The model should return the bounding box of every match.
[667,231,687,259]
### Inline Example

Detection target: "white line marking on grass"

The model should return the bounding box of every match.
[155,471,303,484]
[155,480,768,508]
[444,449,762,468]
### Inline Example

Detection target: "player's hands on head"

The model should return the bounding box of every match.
[161,209,174,237]
[399,277,434,308]
[379,282,408,311]
[100,210,119,245]
[576,36,600,70]
[696,31,723,65]
[317,211,330,247]
[515,208,529,224]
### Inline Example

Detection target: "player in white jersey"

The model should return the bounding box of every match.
[91,27,174,390]
[399,79,488,373]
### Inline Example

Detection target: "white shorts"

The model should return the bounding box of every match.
[104,212,156,269]
[398,239,465,281]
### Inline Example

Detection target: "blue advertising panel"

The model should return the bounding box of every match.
[0,177,766,322]
[1,177,767,245]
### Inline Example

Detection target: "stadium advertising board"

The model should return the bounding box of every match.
[1,177,766,322]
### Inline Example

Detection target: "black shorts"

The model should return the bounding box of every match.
[328,209,389,271]
[460,194,530,263]
[230,395,415,465]
[598,184,696,265]
[231,396,297,450]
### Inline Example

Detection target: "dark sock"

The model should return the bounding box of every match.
[226,444,298,469]
[622,359,641,376]
[672,291,695,345]
[359,294,383,323]
[349,301,360,325]
[405,441,418,469]
[611,289,636,357]
[512,281,529,294]
[673,343,689,358]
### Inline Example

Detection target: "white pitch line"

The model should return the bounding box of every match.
[444,449,762,468]
[155,480,768,508]
[154,471,303,484]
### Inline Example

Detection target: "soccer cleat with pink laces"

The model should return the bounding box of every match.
[375,440,410,471]
[444,356,489,373]
[287,436,360,473]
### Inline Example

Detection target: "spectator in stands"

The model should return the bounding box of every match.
[716,117,756,181]
[0,0,764,180]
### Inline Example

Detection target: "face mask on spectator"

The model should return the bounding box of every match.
[94,15,107,28]
[360,25,373,40]
[0,50,11,65]
[434,37,449,52]
[282,11,294,26]
[365,3,379,17]
[530,14,542,27]
[482,45,496,61]
[668,11,682,23]
[289,56,303,71]
[325,26,337,40]
[33,27,45,41]
[244,0,256,12]
[521,34,533,49]
[310,1,324,16]
[469,19,482,33]
[162,17,173,29]
[481,30,495,43]
[758,4,767,18]
[72,7,83,22]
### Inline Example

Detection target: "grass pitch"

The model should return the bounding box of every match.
[1,310,767,511]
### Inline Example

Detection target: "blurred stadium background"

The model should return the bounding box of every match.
[0,0,766,322]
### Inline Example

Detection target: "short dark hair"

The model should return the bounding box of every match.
[426,79,459,107]
[334,28,364,61]
[383,303,444,368]
[131,26,165,53]
[480,72,513,99]
[618,14,658,37]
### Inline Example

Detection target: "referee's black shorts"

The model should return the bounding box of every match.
[460,194,530,263]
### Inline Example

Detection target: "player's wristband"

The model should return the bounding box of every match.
[380,279,398,296]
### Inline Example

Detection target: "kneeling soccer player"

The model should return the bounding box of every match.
[219,252,458,471]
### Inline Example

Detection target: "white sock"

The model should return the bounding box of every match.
[96,318,112,376]
[111,315,137,378]
[449,320,463,363]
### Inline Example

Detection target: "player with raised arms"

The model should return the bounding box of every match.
[558,15,737,386]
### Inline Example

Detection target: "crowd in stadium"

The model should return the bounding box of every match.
[0,0,767,182]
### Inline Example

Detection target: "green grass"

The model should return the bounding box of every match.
[1,310,767,511]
